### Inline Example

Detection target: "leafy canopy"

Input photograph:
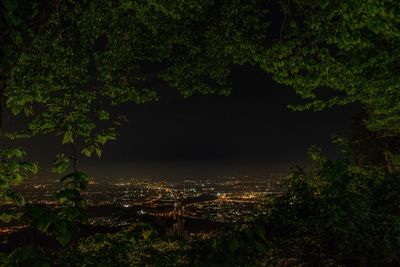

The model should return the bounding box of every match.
[0,0,268,246]
[257,0,400,136]
[1,0,400,265]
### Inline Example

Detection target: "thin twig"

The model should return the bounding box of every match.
[280,0,289,43]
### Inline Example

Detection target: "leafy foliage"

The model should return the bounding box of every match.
[256,0,400,136]
[1,1,400,266]
[257,148,400,266]
[0,147,37,223]
[1,245,52,267]
[61,223,191,267]
[0,0,268,250]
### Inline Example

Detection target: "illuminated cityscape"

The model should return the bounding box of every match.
[0,175,282,239]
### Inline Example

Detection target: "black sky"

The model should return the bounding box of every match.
[19,65,359,180]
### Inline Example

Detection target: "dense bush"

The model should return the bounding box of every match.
[257,148,400,266]
[1,223,190,267]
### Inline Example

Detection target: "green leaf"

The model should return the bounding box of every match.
[62,172,89,189]
[0,210,22,223]
[60,172,75,183]
[10,106,22,115]
[27,206,44,220]
[96,134,107,145]
[228,237,239,253]
[59,197,68,204]
[142,230,154,241]
[253,240,267,254]
[254,225,266,242]
[74,172,89,184]
[20,162,39,174]
[62,131,74,144]
[10,31,23,45]
[39,122,57,131]
[4,190,26,206]
[61,207,81,220]
[56,189,80,204]
[27,206,53,233]
[0,212,14,223]
[99,110,110,120]
[8,147,26,159]
[57,222,72,247]
[3,0,18,13]
[95,147,102,157]
[58,230,71,247]
[81,145,94,157]
[52,154,70,174]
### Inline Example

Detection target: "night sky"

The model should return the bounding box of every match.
[15,65,359,180]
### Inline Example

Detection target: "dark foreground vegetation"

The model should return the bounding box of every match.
[1,0,400,266]
[1,146,399,266]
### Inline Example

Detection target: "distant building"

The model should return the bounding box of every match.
[168,192,186,236]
